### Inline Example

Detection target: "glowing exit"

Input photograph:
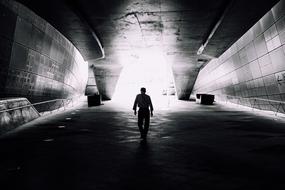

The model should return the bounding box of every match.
[112,47,176,109]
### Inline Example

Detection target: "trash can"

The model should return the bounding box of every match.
[88,95,101,106]
[85,84,101,106]
[196,94,215,105]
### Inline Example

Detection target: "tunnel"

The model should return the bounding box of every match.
[1,0,285,189]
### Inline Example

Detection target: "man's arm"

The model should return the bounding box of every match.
[149,96,154,116]
[133,95,138,115]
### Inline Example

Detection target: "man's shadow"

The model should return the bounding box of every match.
[139,138,149,150]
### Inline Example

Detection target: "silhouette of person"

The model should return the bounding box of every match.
[133,87,154,140]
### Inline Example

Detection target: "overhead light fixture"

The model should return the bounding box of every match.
[197,45,205,55]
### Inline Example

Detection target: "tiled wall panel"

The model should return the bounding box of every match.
[0,0,87,105]
[0,3,17,40]
[192,0,285,113]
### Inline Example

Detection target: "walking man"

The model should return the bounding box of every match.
[133,87,154,140]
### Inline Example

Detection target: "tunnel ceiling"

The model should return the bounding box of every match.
[16,0,280,99]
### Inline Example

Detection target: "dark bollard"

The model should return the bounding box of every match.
[196,94,215,105]
[85,84,101,106]
[87,95,101,106]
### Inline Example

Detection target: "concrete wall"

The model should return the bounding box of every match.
[93,64,122,100]
[173,65,200,100]
[192,0,285,113]
[0,0,87,104]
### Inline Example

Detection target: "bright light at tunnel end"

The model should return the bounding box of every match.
[112,47,177,109]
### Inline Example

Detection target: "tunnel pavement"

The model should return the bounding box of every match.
[1,99,285,190]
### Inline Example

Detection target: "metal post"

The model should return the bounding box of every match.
[275,103,281,116]
[63,100,65,110]
[238,97,241,107]
[252,99,256,112]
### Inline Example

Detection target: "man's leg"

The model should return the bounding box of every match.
[143,110,150,138]
[138,110,144,138]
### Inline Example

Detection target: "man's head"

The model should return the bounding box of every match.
[140,87,146,94]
